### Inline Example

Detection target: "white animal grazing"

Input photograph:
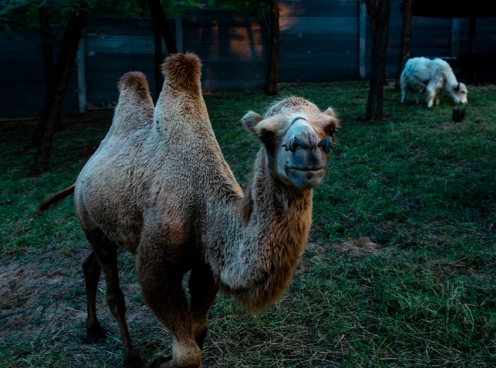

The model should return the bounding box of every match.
[400,57,468,107]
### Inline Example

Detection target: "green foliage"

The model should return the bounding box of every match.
[207,0,268,15]
[0,0,73,33]
[0,0,126,31]
[1,83,495,366]
[0,0,204,36]
[164,0,207,16]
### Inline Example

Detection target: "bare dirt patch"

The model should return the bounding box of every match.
[0,250,85,340]
[0,249,158,347]
[333,236,381,256]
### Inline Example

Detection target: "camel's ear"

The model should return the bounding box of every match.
[323,107,337,118]
[242,111,276,143]
[319,107,340,136]
[249,115,285,144]
[241,111,263,137]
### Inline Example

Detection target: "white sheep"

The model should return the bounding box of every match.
[400,57,468,107]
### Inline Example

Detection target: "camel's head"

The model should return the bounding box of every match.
[452,81,468,104]
[242,97,340,190]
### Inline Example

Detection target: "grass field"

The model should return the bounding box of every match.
[1,81,495,367]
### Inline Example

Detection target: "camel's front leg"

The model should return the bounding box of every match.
[189,263,219,350]
[138,257,202,368]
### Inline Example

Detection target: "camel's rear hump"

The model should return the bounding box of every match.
[110,71,154,135]
[118,71,152,97]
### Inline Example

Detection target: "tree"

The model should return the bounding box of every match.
[33,0,87,173]
[146,0,178,103]
[147,0,178,54]
[152,23,164,102]
[1,0,70,147]
[394,0,411,91]
[1,0,164,172]
[1,0,92,172]
[37,4,62,132]
[365,0,392,121]
[264,0,279,95]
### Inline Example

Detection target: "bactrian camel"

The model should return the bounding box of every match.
[39,52,340,368]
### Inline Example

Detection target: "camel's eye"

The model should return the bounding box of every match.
[318,137,333,153]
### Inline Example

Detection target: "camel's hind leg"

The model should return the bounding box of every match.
[86,230,144,368]
[138,259,201,368]
[82,251,107,343]
[189,263,219,350]
[401,87,407,103]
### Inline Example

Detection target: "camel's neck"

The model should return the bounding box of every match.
[209,149,313,311]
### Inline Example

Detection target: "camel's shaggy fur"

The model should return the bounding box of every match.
[40,52,340,368]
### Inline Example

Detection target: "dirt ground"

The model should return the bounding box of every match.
[0,239,377,350]
[0,249,154,333]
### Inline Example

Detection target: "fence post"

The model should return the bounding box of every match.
[468,17,476,54]
[176,15,183,53]
[451,19,460,57]
[359,0,366,78]
[77,38,86,113]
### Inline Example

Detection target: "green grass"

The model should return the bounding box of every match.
[1,82,495,367]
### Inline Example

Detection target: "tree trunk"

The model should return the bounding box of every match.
[366,0,392,121]
[395,0,412,91]
[365,0,378,41]
[39,6,55,96]
[29,6,61,148]
[452,108,465,122]
[147,0,178,54]
[365,0,388,86]
[34,2,86,174]
[153,25,164,102]
[265,0,280,95]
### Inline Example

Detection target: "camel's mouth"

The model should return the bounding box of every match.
[286,167,326,189]
[287,167,325,173]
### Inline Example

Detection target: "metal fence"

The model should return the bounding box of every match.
[1,0,495,118]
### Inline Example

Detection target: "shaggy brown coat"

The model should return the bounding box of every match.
[40,52,339,368]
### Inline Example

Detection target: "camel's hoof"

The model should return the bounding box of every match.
[83,327,107,344]
[148,356,172,368]
[125,351,145,368]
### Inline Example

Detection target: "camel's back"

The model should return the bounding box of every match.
[138,53,243,258]
[74,54,242,255]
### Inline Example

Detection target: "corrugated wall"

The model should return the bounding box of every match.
[183,9,268,91]
[1,0,496,118]
[278,0,360,82]
[84,21,162,109]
